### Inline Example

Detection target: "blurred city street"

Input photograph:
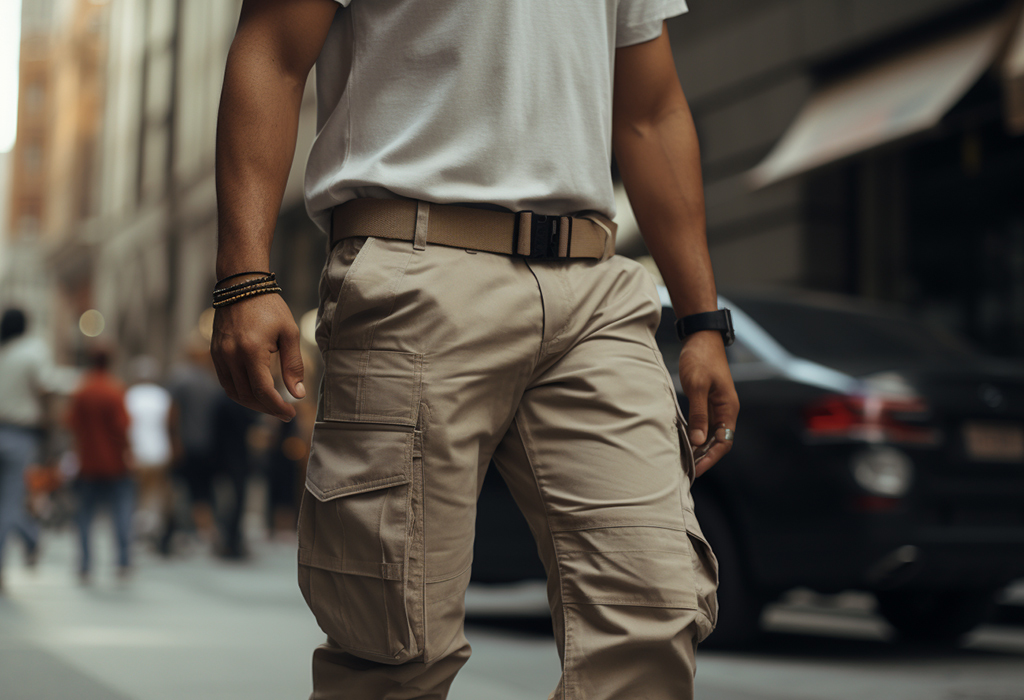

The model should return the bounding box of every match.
[4,1,1024,699]
[2,522,1024,700]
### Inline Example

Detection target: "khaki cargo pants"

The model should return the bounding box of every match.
[298,229,719,700]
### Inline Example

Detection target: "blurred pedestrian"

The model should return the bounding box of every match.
[213,393,259,559]
[0,308,50,592]
[67,348,134,583]
[264,416,302,539]
[164,332,222,554]
[125,356,173,542]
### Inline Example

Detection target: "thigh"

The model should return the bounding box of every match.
[493,263,718,641]
[301,238,544,665]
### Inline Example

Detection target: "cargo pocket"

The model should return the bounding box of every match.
[682,501,720,642]
[299,422,423,664]
[673,417,718,641]
[322,349,423,426]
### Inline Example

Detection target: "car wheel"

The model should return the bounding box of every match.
[692,492,766,648]
[874,589,995,644]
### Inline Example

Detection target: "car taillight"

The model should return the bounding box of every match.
[803,394,939,445]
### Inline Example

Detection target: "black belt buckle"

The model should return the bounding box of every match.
[515,211,570,259]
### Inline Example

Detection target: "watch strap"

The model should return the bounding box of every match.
[675,309,735,346]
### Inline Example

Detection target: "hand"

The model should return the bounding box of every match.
[679,330,739,477]
[212,293,306,421]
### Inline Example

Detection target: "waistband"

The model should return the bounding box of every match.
[331,199,616,261]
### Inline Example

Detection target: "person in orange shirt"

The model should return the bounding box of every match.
[67,348,134,582]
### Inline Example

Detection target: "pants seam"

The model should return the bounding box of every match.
[514,415,569,700]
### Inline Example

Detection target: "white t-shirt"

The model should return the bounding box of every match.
[125,382,173,468]
[0,336,54,427]
[305,0,688,232]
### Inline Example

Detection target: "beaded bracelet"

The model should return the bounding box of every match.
[213,280,280,304]
[213,273,277,299]
[212,284,283,309]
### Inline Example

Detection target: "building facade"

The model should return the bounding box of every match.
[2,0,109,344]
[4,0,320,367]
[669,0,1024,357]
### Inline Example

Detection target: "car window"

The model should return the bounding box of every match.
[732,298,974,369]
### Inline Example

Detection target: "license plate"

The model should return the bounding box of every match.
[962,421,1024,462]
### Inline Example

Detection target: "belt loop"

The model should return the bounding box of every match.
[413,201,430,251]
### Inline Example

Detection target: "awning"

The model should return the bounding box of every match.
[1003,10,1024,134]
[749,19,1007,188]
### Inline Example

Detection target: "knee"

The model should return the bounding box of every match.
[554,525,698,609]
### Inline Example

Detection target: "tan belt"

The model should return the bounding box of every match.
[331,199,616,260]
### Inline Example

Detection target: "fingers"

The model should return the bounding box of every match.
[693,403,739,476]
[246,359,297,422]
[694,432,732,477]
[684,381,709,448]
[278,324,306,400]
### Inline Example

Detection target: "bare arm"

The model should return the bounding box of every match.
[612,24,739,475]
[213,0,337,421]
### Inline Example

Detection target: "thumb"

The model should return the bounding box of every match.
[686,386,709,447]
[279,325,306,400]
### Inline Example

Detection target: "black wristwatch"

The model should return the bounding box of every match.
[675,309,735,347]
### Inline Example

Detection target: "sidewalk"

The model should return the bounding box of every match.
[0,524,567,700]
[4,523,1023,700]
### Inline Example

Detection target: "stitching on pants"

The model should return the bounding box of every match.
[522,260,546,362]
[330,237,377,348]
[556,548,689,556]
[549,522,687,534]
[427,584,473,605]
[425,559,473,584]
[514,416,569,699]
[376,480,394,654]
[541,263,578,351]
[566,599,701,609]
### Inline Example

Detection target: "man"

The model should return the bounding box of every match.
[67,349,134,582]
[212,1,739,698]
[0,308,48,592]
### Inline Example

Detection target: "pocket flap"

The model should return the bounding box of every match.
[306,423,413,502]
[324,349,423,426]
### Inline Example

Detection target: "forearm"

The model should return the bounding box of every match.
[614,102,717,318]
[214,33,305,279]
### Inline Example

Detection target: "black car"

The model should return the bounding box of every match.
[473,288,1024,645]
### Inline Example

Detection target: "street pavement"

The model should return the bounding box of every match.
[2,522,1023,700]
